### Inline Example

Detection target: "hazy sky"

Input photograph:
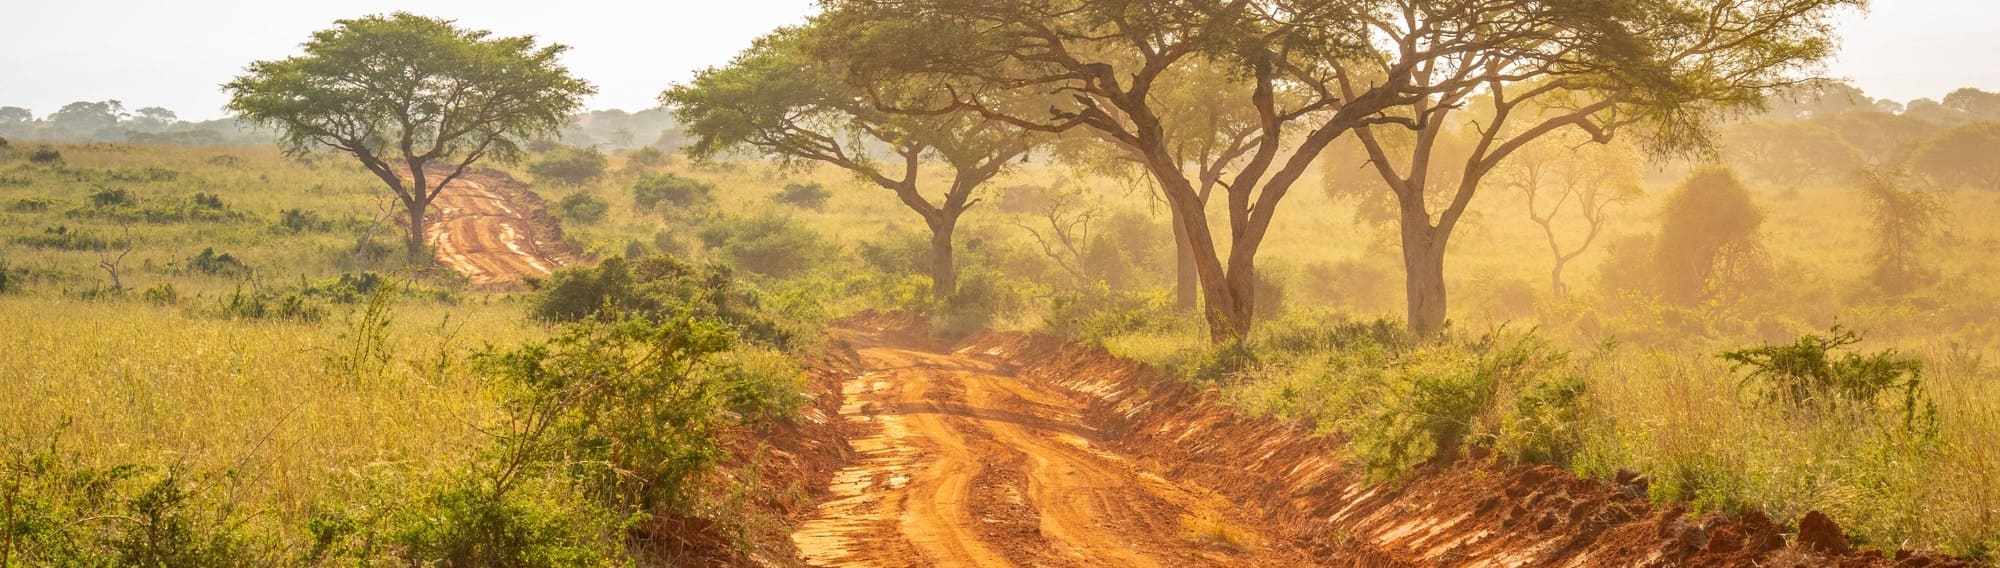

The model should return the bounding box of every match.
[2,1,1995,121]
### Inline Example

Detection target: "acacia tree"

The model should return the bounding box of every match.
[1341,0,1856,335]
[818,0,1492,342]
[1502,135,1642,297]
[226,13,593,259]
[664,27,1033,298]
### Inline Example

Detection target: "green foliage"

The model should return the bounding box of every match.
[1044,286,1182,342]
[479,317,752,513]
[530,255,799,349]
[770,181,832,211]
[143,282,181,305]
[528,146,609,186]
[390,478,630,568]
[11,225,126,251]
[555,192,609,225]
[275,207,333,233]
[28,148,61,164]
[207,286,328,323]
[1,431,253,566]
[6,197,55,212]
[696,214,829,279]
[185,247,249,276]
[1349,336,1574,480]
[632,172,714,211]
[1722,325,1937,434]
[1498,373,1593,467]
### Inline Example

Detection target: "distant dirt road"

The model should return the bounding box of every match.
[793,326,1313,567]
[422,172,568,290]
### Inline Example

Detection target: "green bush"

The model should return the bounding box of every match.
[11,225,125,251]
[529,255,799,349]
[186,247,249,276]
[7,197,55,212]
[275,208,333,233]
[390,479,629,568]
[1347,335,1573,480]
[527,146,608,186]
[1498,373,1592,467]
[91,187,133,207]
[632,173,714,211]
[210,287,327,323]
[770,181,832,211]
[28,147,61,164]
[1,433,254,566]
[1722,325,1937,434]
[556,192,609,225]
[696,214,829,279]
[144,282,181,305]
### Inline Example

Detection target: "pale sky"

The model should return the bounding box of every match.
[0,1,1995,121]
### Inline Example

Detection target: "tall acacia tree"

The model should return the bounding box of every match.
[1340,0,1858,335]
[664,27,1034,298]
[226,13,594,259]
[818,0,1497,342]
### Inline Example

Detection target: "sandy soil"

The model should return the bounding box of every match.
[793,324,1313,567]
[421,171,572,290]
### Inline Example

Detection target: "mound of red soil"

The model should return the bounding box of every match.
[954,330,1974,568]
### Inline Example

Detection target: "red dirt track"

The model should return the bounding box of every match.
[784,314,1974,568]
[420,169,578,290]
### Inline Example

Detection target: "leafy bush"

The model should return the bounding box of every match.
[1345,335,1574,480]
[390,478,629,568]
[209,287,327,323]
[530,255,799,349]
[185,247,249,276]
[1,433,253,566]
[11,225,124,251]
[478,317,776,512]
[143,282,181,305]
[770,181,832,211]
[7,197,55,212]
[1722,325,1936,433]
[632,173,714,211]
[527,146,608,186]
[696,214,829,279]
[556,192,609,225]
[91,188,133,207]
[1498,373,1592,467]
[28,147,61,164]
[624,146,668,169]
[276,208,333,233]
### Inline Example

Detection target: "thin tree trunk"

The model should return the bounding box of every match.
[406,204,428,261]
[1173,218,1198,311]
[1551,258,1570,298]
[1402,223,1449,337]
[928,214,959,299]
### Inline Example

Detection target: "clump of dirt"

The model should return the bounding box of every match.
[954,330,1976,567]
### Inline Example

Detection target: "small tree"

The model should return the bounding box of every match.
[226,13,594,259]
[1856,169,1942,295]
[1503,136,1643,297]
[1654,170,1767,306]
[665,26,1035,299]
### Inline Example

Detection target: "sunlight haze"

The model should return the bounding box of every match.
[3,0,1993,119]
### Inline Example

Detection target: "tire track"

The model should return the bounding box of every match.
[422,174,563,290]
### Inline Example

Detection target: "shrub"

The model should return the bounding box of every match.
[186,247,249,276]
[191,192,226,210]
[1498,373,1592,467]
[1652,169,1768,305]
[1722,325,1936,433]
[770,181,832,211]
[1,434,253,566]
[556,192,609,225]
[625,146,668,169]
[7,197,55,212]
[527,146,608,186]
[696,214,829,279]
[91,188,133,207]
[391,479,629,568]
[143,283,181,305]
[28,147,61,164]
[632,173,714,211]
[530,255,798,349]
[12,225,124,251]
[276,208,333,233]
[211,287,326,322]
[1348,335,1573,480]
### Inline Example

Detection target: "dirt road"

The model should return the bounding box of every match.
[793,326,1313,567]
[422,172,568,289]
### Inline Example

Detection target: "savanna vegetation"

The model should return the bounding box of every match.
[9,1,2000,565]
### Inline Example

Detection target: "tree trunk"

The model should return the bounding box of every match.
[928,214,959,299]
[1173,218,1198,311]
[1402,223,1449,337]
[1550,258,1570,298]
[406,203,428,261]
